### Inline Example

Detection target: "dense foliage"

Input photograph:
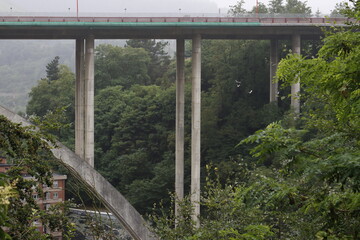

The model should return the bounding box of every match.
[0,115,74,239]
[25,33,284,214]
[27,65,75,148]
[150,1,360,239]
[230,0,312,15]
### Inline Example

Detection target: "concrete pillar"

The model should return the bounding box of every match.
[84,36,95,167]
[191,34,201,227]
[175,38,185,218]
[75,39,85,159]
[270,39,279,103]
[291,34,301,113]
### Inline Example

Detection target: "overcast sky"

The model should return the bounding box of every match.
[1,0,345,14]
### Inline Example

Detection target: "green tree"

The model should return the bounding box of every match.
[0,174,16,239]
[27,65,75,147]
[125,39,171,84]
[95,44,151,90]
[229,0,247,15]
[284,0,312,15]
[0,115,74,239]
[45,56,60,82]
[251,2,269,14]
[151,2,360,239]
[95,85,179,213]
[269,0,285,13]
[239,3,360,238]
[268,0,312,15]
[201,39,282,167]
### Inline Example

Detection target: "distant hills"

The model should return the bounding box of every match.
[0,40,75,113]
[0,39,165,113]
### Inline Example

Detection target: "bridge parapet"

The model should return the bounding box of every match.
[0,16,349,25]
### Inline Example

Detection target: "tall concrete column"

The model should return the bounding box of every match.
[175,38,185,218]
[292,34,301,113]
[84,36,95,167]
[270,39,279,103]
[75,39,85,159]
[191,34,201,227]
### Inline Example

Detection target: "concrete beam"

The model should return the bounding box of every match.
[0,105,157,240]
[75,38,85,159]
[270,39,279,103]
[191,34,201,227]
[84,36,95,166]
[0,24,332,40]
[291,34,301,113]
[175,38,185,218]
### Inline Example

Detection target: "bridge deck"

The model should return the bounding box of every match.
[0,16,348,39]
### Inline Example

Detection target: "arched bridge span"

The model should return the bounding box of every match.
[0,105,156,240]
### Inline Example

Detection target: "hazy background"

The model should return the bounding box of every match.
[1,0,345,14]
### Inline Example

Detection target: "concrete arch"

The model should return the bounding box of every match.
[0,105,157,240]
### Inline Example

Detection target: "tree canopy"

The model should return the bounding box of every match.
[0,115,74,239]
[229,0,312,15]
[45,56,60,82]
[151,1,360,239]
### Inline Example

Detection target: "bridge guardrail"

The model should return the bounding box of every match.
[0,16,349,24]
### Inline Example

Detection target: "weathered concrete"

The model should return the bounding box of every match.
[191,34,201,227]
[75,38,85,159]
[0,105,157,240]
[175,38,185,218]
[270,39,279,103]
[291,34,301,113]
[84,36,95,166]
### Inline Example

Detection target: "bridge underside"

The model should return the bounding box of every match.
[0,24,323,40]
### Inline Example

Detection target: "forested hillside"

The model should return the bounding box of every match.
[0,40,75,112]
[151,1,360,239]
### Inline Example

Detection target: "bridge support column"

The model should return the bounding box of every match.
[175,38,185,219]
[291,34,301,113]
[191,34,201,227]
[84,36,95,167]
[270,39,279,103]
[75,39,85,159]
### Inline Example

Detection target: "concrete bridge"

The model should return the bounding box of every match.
[0,15,348,238]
